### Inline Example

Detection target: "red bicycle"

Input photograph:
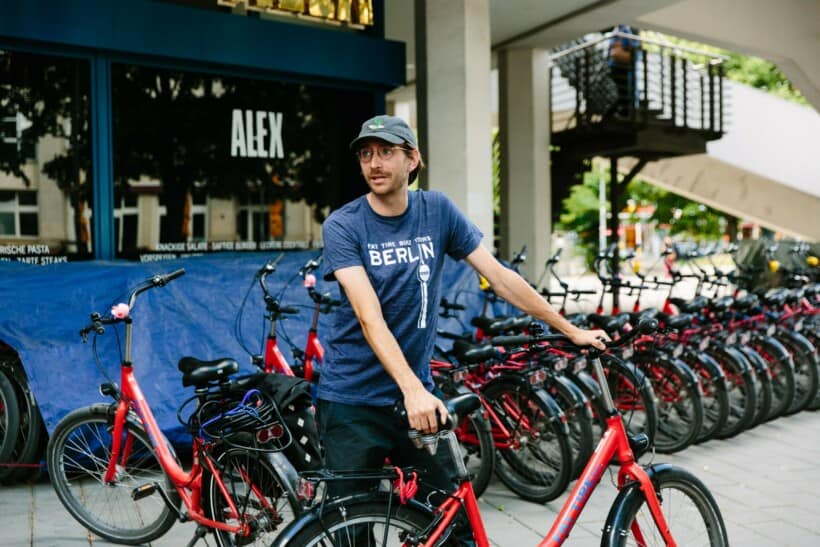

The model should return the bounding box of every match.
[46,270,300,546]
[274,319,729,547]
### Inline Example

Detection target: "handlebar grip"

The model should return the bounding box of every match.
[392,400,454,431]
[155,268,185,286]
[279,306,300,315]
[572,289,597,295]
[489,334,534,347]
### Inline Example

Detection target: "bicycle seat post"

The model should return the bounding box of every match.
[588,352,617,415]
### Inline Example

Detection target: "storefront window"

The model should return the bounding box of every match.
[111,63,371,261]
[0,50,93,263]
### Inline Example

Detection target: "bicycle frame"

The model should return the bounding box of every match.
[420,355,676,547]
[102,313,275,536]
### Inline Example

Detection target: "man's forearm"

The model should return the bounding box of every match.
[358,315,426,395]
[491,269,580,335]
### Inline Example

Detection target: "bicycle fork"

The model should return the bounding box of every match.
[541,355,676,546]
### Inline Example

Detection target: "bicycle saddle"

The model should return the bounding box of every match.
[709,295,734,312]
[564,313,589,327]
[471,314,532,335]
[763,288,789,307]
[451,339,498,364]
[732,294,759,311]
[665,313,693,331]
[178,357,240,387]
[671,295,709,313]
[587,313,629,334]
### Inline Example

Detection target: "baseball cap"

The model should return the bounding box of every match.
[349,115,418,150]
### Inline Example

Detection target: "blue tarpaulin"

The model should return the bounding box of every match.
[0,251,498,444]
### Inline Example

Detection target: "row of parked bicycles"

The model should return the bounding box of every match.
[0,238,816,546]
[430,240,820,508]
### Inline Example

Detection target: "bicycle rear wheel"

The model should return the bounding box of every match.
[708,347,756,438]
[775,330,819,414]
[737,346,773,428]
[596,355,659,447]
[204,446,300,546]
[46,404,178,545]
[633,353,703,453]
[0,368,20,475]
[274,493,454,546]
[545,374,594,479]
[483,378,572,503]
[683,351,729,443]
[603,464,728,546]
[752,336,796,420]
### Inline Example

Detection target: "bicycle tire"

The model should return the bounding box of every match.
[633,352,703,453]
[273,493,455,547]
[595,355,659,448]
[603,463,728,547]
[482,378,572,503]
[565,368,607,443]
[708,347,756,439]
[0,357,45,484]
[736,345,773,428]
[752,335,796,421]
[545,374,595,479]
[683,351,729,443]
[775,330,819,414]
[46,404,178,545]
[0,368,20,475]
[204,445,301,547]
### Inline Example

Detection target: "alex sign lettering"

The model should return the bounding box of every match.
[230,109,284,159]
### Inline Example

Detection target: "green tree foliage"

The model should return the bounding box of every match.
[557,165,727,268]
[642,32,807,105]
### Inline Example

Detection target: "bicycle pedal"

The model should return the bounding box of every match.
[132,482,157,501]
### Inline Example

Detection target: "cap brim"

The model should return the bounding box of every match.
[349,131,406,150]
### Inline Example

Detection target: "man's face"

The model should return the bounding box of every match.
[356,139,418,196]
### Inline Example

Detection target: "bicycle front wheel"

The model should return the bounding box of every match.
[204,446,300,546]
[603,464,728,547]
[277,494,454,546]
[46,404,178,545]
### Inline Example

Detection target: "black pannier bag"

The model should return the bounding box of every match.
[239,372,324,471]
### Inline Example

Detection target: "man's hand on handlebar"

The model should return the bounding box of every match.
[568,328,610,351]
[403,387,449,435]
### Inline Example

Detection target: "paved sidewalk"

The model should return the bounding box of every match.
[2,409,819,546]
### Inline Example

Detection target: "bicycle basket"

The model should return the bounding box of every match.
[190,388,293,453]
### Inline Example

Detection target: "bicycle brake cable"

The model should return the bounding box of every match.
[233,274,259,358]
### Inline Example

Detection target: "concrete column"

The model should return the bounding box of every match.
[415,0,493,246]
[498,47,551,281]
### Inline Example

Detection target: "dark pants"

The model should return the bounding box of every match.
[317,399,474,545]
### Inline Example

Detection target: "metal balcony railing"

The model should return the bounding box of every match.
[550,31,728,136]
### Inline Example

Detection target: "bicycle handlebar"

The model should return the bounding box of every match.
[80,268,186,339]
[489,318,658,351]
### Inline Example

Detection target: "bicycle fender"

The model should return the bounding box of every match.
[710,346,755,379]
[601,463,690,545]
[756,336,793,369]
[75,403,180,462]
[271,492,435,547]
[483,374,571,436]
[776,329,816,359]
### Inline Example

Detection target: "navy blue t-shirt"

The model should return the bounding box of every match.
[320,190,483,406]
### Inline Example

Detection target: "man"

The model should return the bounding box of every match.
[319,114,608,532]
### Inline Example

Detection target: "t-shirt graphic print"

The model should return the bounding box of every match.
[320,190,482,405]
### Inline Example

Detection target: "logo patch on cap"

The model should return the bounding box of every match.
[367,118,386,130]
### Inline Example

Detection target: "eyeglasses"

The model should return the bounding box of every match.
[355,145,412,163]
